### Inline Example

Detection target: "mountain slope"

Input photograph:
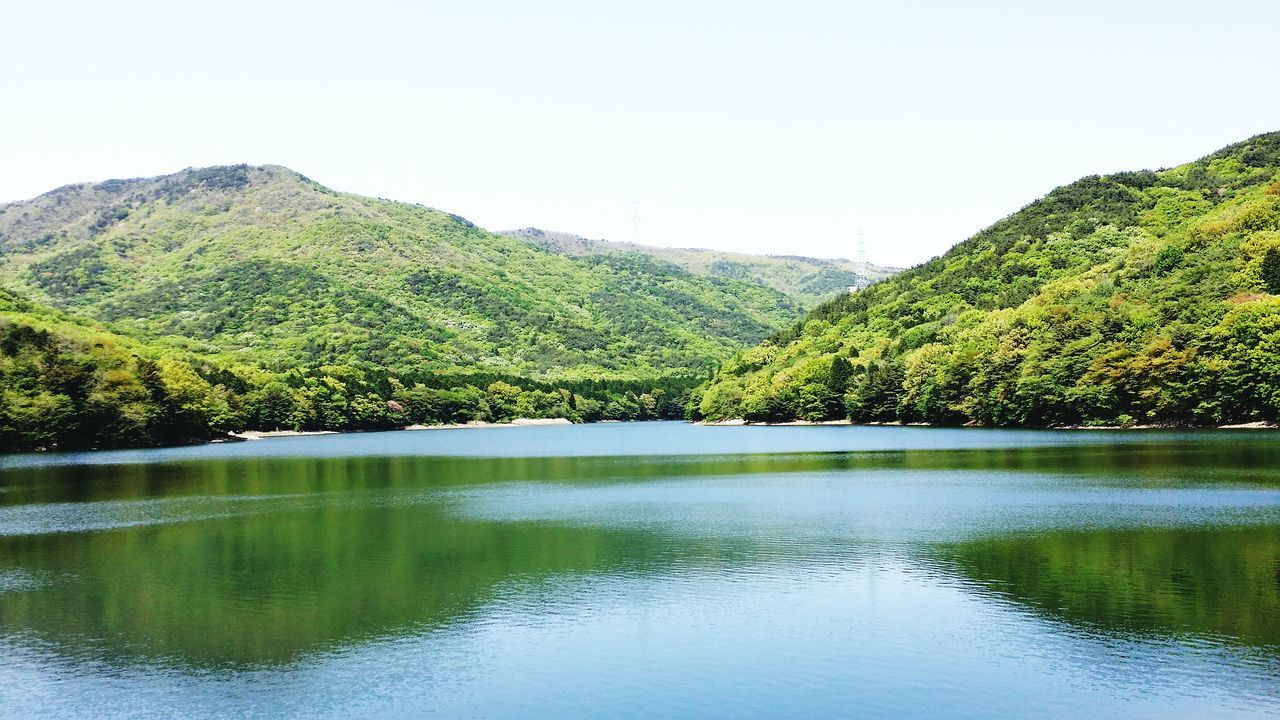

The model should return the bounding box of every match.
[0,285,709,452]
[503,227,900,305]
[0,166,802,379]
[0,166,825,451]
[694,132,1280,427]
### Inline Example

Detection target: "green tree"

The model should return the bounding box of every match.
[485,382,524,423]
[1262,248,1280,294]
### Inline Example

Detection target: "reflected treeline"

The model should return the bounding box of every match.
[0,492,754,668]
[934,526,1280,647]
[890,439,1280,486]
[0,453,855,507]
[2,441,1280,670]
[6,435,1280,508]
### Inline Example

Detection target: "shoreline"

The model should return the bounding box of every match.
[23,416,1280,453]
[698,418,1279,430]
[403,418,574,431]
[226,417,574,441]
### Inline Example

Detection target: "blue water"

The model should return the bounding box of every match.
[0,422,1277,718]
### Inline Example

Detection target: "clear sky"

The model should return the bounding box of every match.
[3,0,1278,267]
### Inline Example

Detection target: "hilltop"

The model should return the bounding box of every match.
[694,132,1280,427]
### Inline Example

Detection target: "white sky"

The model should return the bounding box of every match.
[2,0,1277,267]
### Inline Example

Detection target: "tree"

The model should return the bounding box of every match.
[248,382,297,430]
[1262,248,1280,295]
[485,382,524,423]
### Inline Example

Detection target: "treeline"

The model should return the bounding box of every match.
[693,132,1280,428]
[691,290,1280,428]
[0,310,695,452]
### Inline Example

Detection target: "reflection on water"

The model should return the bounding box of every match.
[936,527,1280,646]
[0,422,1278,718]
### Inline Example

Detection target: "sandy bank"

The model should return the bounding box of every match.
[700,419,854,427]
[404,418,574,431]
[229,430,341,441]
[700,419,1277,431]
[227,418,574,441]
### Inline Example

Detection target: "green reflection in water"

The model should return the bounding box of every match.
[0,455,784,668]
[2,438,1279,673]
[7,437,1280,509]
[1,504,674,667]
[938,526,1280,647]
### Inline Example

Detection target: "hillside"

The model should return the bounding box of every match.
[504,227,900,305]
[0,285,718,451]
[0,166,812,450]
[694,132,1280,427]
[0,166,810,379]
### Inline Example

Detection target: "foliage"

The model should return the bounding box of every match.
[0,166,809,451]
[0,288,695,451]
[0,165,806,380]
[695,132,1280,427]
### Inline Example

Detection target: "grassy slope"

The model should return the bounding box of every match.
[504,227,900,306]
[695,132,1280,426]
[0,166,802,380]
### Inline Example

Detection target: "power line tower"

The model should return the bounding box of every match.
[632,200,641,245]
[856,229,867,278]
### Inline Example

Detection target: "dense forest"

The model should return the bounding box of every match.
[0,165,809,377]
[0,288,695,451]
[8,131,1280,450]
[693,132,1280,427]
[0,167,836,451]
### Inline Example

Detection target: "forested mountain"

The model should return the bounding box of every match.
[0,166,803,378]
[694,132,1280,427]
[504,227,900,305]
[0,166,814,450]
[0,286,700,451]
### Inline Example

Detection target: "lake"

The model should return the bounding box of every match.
[0,421,1277,718]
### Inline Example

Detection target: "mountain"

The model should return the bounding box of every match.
[0,165,810,379]
[0,165,812,450]
[693,132,1280,427]
[503,227,901,306]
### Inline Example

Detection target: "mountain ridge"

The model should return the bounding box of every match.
[503,227,901,305]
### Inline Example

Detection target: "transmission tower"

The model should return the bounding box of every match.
[857,229,867,276]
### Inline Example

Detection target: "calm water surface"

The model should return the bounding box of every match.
[0,422,1278,718]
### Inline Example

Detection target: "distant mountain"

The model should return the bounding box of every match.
[694,131,1280,428]
[504,227,901,306]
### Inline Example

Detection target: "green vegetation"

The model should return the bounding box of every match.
[694,132,1280,427]
[505,227,900,305]
[9,131,1280,449]
[0,287,695,451]
[0,166,803,377]
[0,167,815,451]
